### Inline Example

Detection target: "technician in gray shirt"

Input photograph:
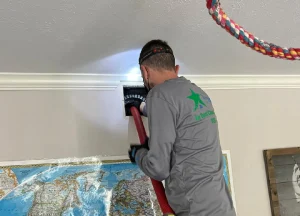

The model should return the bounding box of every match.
[128,39,236,216]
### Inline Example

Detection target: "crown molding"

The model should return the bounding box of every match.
[0,73,120,90]
[0,72,299,90]
[185,75,300,89]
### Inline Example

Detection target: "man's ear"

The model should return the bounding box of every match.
[175,65,180,75]
[140,65,149,79]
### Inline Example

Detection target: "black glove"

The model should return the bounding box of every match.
[128,138,149,163]
[125,99,142,114]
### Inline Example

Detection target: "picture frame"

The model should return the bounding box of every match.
[0,153,237,215]
[222,150,237,212]
[263,147,300,216]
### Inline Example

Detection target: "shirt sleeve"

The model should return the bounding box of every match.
[140,102,147,117]
[135,96,177,181]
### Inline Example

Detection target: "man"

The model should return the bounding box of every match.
[128,39,236,216]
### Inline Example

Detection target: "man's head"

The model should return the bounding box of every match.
[139,39,179,91]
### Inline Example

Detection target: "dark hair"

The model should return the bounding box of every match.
[139,39,175,71]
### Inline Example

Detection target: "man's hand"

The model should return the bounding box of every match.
[128,138,149,163]
[125,99,142,114]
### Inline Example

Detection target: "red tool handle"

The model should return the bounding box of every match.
[130,106,175,215]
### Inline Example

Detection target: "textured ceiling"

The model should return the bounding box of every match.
[0,0,299,75]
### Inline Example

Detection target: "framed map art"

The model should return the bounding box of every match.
[0,151,236,216]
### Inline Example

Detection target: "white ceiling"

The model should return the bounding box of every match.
[0,0,299,75]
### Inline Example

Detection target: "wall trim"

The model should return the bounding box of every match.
[0,73,300,90]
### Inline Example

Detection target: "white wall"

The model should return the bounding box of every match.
[209,88,300,216]
[0,86,299,216]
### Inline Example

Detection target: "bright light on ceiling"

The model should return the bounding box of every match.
[126,67,141,81]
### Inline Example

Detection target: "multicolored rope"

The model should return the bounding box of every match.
[206,0,300,60]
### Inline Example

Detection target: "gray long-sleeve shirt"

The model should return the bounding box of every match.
[135,76,236,216]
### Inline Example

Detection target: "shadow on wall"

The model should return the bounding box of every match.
[73,110,121,158]
[70,90,130,158]
[127,115,149,145]
[73,108,149,159]
[66,80,151,159]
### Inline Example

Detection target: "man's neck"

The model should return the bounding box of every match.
[156,72,178,85]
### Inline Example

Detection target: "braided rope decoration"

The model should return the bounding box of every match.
[206,0,300,60]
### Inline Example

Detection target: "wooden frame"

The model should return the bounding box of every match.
[264,147,300,216]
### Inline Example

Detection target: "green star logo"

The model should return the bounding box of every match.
[187,89,206,111]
